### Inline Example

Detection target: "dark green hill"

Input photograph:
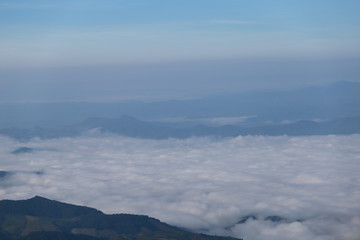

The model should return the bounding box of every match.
[0,196,102,218]
[0,197,240,240]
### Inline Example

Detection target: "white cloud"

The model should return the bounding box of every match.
[0,134,359,240]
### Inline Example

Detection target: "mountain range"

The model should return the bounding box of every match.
[1,115,360,141]
[0,81,359,129]
[1,81,359,140]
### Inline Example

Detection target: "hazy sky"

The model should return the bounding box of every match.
[1,0,360,101]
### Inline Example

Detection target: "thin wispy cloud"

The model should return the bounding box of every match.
[1,0,359,70]
[0,2,47,9]
[0,1,123,11]
[208,20,255,25]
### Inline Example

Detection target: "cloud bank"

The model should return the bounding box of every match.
[0,134,359,240]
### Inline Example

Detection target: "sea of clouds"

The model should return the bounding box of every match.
[0,133,359,240]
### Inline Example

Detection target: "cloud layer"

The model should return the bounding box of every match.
[1,134,359,240]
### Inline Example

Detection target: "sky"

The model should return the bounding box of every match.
[1,0,360,101]
[1,134,360,240]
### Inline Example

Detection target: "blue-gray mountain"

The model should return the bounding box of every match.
[1,115,359,140]
[0,81,359,129]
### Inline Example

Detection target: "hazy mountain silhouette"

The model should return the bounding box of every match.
[1,115,359,140]
[0,171,11,179]
[0,81,359,129]
[11,147,35,155]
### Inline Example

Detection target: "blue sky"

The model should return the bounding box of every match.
[1,0,360,101]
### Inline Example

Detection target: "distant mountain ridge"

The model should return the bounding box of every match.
[0,196,240,240]
[1,115,360,140]
[0,81,359,129]
[1,81,359,140]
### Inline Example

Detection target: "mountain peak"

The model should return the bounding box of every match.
[30,195,47,200]
[28,195,55,202]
